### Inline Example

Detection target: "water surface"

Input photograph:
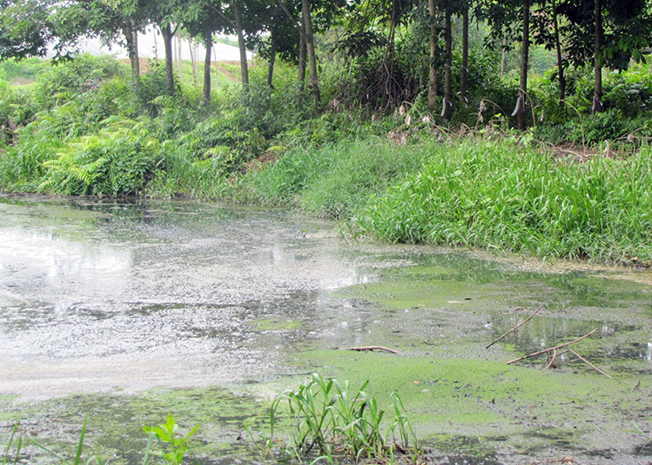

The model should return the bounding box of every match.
[1,196,651,464]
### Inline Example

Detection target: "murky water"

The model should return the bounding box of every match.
[1,196,651,464]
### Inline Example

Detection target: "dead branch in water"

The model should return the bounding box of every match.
[486,303,545,349]
[339,346,400,355]
[568,348,612,379]
[506,328,599,365]
[544,349,558,370]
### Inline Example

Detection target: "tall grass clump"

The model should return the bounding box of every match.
[358,139,652,264]
[242,135,429,218]
[269,373,420,463]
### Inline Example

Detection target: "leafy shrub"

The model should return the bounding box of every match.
[33,54,127,109]
[38,118,163,196]
[136,62,173,115]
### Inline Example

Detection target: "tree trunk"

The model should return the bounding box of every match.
[213,45,219,93]
[189,38,198,89]
[460,3,469,105]
[516,0,529,130]
[551,0,565,101]
[301,0,321,103]
[427,0,438,110]
[233,1,249,88]
[124,21,140,92]
[161,23,175,95]
[549,0,565,101]
[592,0,603,113]
[442,8,453,120]
[203,33,212,105]
[267,32,277,88]
[176,35,183,81]
[298,23,307,86]
[500,30,507,79]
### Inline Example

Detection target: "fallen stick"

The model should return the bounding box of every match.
[340,346,400,355]
[486,303,545,349]
[506,328,599,365]
[569,347,612,379]
[544,349,558,370]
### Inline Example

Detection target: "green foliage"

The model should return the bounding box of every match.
[357,138,652,264]
[136,62,174,116]
[2,417,106,465]
[38,118,162,196]
[0,57,50,82]
[270,373,420,463]
[2,415,199,465]
[32,54,127,109]
[142,414,200,465]
[2,421,22,465]
[241,130,427,218]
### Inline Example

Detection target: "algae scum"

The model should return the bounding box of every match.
[0,196,651,464]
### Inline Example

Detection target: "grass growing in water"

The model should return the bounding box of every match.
[269,373,421,463]
[1,415,198,465]
[356,138,652,265]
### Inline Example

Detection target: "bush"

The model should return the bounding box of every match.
[38,118,163,196]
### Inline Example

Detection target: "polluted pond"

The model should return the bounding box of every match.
[0,195,651,464]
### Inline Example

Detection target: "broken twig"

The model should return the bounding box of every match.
[486,303,545,349]
[506,328,599,365]
[339,346,400,355]
[568,348,612,379]
[544,349,558,370]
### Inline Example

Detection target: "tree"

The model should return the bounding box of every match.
[559,0,651,113]
[480,0,534,129]
[0,0,55,60]
[57,0,147,91]
[278,0,348,101]
[140,0,183,95]
[427,0,438,110]
[183,0,230,104]
[460,0,469,104]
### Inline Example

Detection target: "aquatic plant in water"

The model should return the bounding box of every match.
[269,373,421,463]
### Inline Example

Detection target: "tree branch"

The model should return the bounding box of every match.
[506,328,599,365]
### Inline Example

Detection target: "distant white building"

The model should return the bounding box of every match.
[47,27,252,62]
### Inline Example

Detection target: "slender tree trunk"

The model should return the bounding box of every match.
[427,0,438,110]
[500,30,507,79]
[301,0,321,103]
[189,38,198,89]
[298,23,307,86]
[267,32,277,88]
[124,21,140,92]
[161,23,175,95]
[177,36,183,81]
[213,45,219,93]
[233,1,249,88]
[443,8,453,119]
[551,0,565,101]
[203,33,212,105]
[592,0,603,113]
[460,3,469,105]
[516,0,529,130]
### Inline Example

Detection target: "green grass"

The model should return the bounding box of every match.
[356,138,652,265]
[268,373,421,463]
[240,135,430,218]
